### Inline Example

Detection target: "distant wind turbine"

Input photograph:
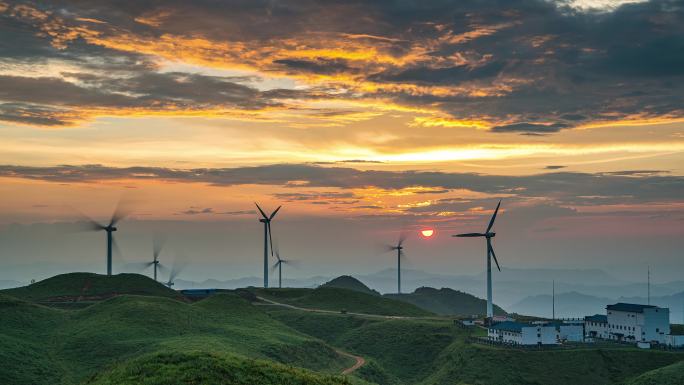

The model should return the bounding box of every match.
[453,200,502,320]
[272,249,297,289]
[126,237,166,281]
[386,233,407,294]
[255,203,281,288]
[164,260,186,289]
[80,200,131,276]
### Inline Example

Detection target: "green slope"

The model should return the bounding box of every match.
[625,361,684,385]
[266,306,684,385]
[0,292,355,385]
[85,351,355,385]
[423,342,684,385]
[255,287,432,316]
[1,272,180,303]
[321,276,380,296]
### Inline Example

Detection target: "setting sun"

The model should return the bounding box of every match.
[421,229,435,238]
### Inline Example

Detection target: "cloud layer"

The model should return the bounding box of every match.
[1,0,683,132]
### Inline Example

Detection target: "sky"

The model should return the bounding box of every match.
[0,0,682,284]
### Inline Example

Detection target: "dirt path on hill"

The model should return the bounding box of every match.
[336,349,366,375]
[255,296,369,374]
[254,296,411,320]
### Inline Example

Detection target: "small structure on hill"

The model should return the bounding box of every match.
[487,321,558,345]
[584,302,671,346]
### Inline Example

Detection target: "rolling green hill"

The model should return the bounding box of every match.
[265,306,684,385]
[0,289,355,385]
[3,273,684,385]
[85,351,356,385]
[0,272,181,303]
[625,360,684,385]
[254,286,432,316]
[321,276,380,296]
[385,287,507,316]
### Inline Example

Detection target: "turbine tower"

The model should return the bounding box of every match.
[387,234,407,294]
[453,200,502,320]
[255,203,281,288]
[82,201,130,276]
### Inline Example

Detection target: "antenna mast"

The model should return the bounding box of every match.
[647,266,650,305]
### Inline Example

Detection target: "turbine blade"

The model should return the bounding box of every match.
[124,261,154,271]
[453,233,486,237]
[282,259,300,268]
[271,261,280,273]
[398,231,407,247]
[153,235,166,260]
[112,236,122,258]
[70,209,105,231]
[269,205,282,220]
[268,222,275,257]
[488,239,501,272]
[254,202,268,219]
[486,200,501,233]
[110,198,132,226]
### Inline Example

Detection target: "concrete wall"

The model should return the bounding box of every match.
[559,324,584,342]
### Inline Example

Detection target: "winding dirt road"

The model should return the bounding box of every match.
[336,349,366,375]
[255,296,369,374]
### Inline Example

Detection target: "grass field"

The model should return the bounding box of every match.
[624,360,684,385]
[0,272,181,302]
[84,351,358,385]
[253,287,433,317]
[0,288,355,385]
[266,306,684,385]
[2,273,683,385]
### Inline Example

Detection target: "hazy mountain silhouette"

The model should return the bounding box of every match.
[320,275,380,296]
[386,287,507,316]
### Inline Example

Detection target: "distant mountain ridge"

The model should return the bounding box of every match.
[320,275,380,296]
[386,287,507,316]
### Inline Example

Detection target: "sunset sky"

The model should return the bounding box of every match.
[0,0,682,282]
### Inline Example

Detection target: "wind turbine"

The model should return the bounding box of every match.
[255,203,281,288]
[81,201,131,276]
[453,200,502,320]
[386,233,407,294]
[164,260,185,289]
[126,237,165,281]
[272,249,296,289]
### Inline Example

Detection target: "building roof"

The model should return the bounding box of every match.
[585,314,608,323]
[489,321,531,333]
[606,303,656,313]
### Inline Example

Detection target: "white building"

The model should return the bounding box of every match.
[605,303,669,344]
[557,322,584,342]
[585,314,609,339]
[488,321,558,345]
[666,334,684,348]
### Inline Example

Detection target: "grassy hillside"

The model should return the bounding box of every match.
[267,307,460,384]
[625,361,684,385]
[0,292,355,385]
[0,272,180,303]
[385,287,507,316]
[85,351,356,385]
[254,287,432,317]
[321,276,380,296]
[266,306,684,385]
[424,342,684,385]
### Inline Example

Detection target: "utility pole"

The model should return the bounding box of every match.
[647,266,650,306]
[552,280,555,321]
